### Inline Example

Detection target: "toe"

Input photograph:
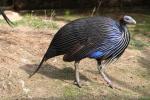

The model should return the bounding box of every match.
[74,81,82,88]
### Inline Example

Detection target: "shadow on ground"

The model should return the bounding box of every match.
[86,49,150,97]
[20,63,89,82]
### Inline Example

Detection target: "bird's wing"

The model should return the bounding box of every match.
[62,17,122,61]
[50,17,122,61]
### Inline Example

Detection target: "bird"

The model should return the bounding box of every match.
[30,15,136,88]
[0,9,14,26]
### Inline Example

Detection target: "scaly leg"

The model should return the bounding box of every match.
[74,61,81,88]
[97,61,113,88]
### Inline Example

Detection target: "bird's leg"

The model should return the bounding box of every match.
[97,61,102,74]
[97,61,113,88]
[74,61,81,88]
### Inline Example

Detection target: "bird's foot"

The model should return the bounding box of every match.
[107,81,114,88]
[74,80,82,88]
[100,71,121,90]
[104,78,117,89]
[107,82,121,90]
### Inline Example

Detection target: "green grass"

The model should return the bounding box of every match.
[63,86,85,99]
[129,39,150,50]
[139,96,150,100]
[0,14,59,29]
[17,14,58,29]
[133,15,150,38]
[0,19,8,24]
[128,14,150,50]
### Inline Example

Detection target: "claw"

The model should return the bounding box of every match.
[107,82,114,88]
[109,85,113,88]
[74,81,81,88]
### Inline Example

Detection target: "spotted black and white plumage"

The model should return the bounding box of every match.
[30,15,136,88]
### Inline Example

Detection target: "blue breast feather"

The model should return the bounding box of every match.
[89,51,104,58]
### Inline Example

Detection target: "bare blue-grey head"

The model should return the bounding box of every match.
[123,15,136,24]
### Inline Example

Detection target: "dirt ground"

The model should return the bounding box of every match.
[0,13,150,100]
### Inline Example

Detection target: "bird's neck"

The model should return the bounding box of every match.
[120,22,130,42]
[118,22,130,40]
[119,19,127,26]
[118,21,127,33]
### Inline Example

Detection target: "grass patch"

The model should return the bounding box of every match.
[129,39,150,50]
[0,19,8,24]
[0,14,59,29]
[139,96,150,100]
[63,86,85,99]
[128,14,150,50]
[134,24,150,38]
[15,14,58,29]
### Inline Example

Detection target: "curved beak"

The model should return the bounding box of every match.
[132,19,136,24]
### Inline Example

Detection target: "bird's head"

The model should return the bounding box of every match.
[120,15,136,25]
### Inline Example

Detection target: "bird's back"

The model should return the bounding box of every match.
[47,16,127,62]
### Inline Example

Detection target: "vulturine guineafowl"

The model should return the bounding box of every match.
[0,9,13,26]
[30,15,136,88]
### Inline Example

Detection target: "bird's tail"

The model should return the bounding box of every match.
[29,47,57,78]
[29,56,46,78]
[0,9,14,27]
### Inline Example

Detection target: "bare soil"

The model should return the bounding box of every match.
[0,18,150,100]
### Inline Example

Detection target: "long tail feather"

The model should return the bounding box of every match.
[29,56,46,78]
[0,9,14,27]
[29,48,57,78]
